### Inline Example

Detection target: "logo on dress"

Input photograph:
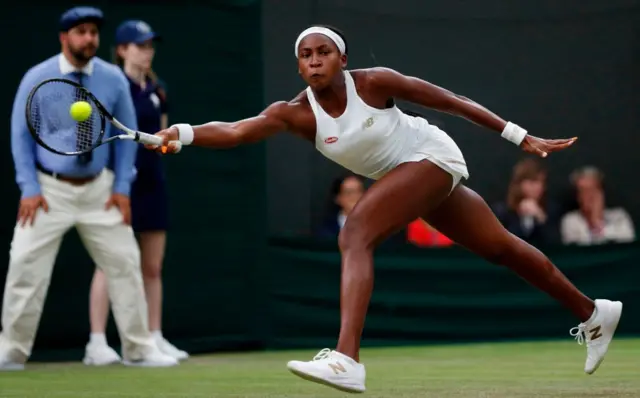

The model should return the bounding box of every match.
[362,117,374,129]
[324,136,338,144]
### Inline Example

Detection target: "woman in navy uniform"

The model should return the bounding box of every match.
[84,20,188,365]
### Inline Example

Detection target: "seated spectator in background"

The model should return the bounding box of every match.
[492,158,561,245]
[407,219,454,247]
[561,166,635,245]
[316,174,365,237]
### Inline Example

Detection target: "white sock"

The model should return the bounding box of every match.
[151,330,163,339]
[90,333,107,345]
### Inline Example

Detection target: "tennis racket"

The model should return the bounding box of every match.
[25,78,181,156]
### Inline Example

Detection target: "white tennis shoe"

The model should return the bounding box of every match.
[83,341,121,366]
[122,345,178,368]
[570,299,622,374]
[154,334,189,361]
[287,348,366,393]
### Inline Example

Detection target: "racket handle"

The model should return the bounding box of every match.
[136,132,182,154]
[137,132,164,146]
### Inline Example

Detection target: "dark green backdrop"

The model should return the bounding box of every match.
[266,239,640,349]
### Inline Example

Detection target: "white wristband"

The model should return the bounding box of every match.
[172,123,194,145]
[501,122,528,146]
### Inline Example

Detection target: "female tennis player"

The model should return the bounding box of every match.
[149,25,622,393]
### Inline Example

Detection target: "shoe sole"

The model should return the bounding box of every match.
[586,301,623,375]
[161,350,189,361]
[287,366,365,394]
[83,358,121,366]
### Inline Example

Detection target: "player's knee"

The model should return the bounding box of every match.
[338,217,374,253]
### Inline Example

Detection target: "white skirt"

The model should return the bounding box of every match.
[370,116,469,192]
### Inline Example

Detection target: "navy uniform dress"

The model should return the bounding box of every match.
[128,75,169,232]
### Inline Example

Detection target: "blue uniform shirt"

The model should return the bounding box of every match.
[128,75,167,182]
[11,54,138,198]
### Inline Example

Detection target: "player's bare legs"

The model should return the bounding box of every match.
[426,184,622,374]
[287,160,454,393]
[426,186,594,320]
[335,161,453,360]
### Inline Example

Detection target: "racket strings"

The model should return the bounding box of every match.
[27,80,102,154]
[73,82,95,153]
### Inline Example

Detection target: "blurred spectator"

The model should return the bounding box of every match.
[492,158,561,245]
[316,174,365,237]
[88,19,188,365]
[407,219,454,247]
[561,166,635,245]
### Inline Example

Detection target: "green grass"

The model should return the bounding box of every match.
[1,338,639,397]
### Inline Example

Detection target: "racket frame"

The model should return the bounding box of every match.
[25,78,176,156]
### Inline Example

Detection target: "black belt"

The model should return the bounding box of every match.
[36,163,101,185]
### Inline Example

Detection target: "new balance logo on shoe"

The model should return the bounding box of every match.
[328,361,347,375]
[589,325,603,340]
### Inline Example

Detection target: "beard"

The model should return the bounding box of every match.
[69,43,97,63]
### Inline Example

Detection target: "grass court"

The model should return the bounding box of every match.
[1,338,638,397]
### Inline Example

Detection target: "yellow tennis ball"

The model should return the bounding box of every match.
[70,101,92,122]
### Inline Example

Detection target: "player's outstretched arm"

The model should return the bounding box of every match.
[367,67,576,157]
[148,101,291,153]
[368,67,507,132]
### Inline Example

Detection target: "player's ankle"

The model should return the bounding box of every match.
[334,348,359,362]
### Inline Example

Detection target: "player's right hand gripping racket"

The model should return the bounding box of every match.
[25,78,181,156]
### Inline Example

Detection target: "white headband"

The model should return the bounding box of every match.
[294,27,346,57]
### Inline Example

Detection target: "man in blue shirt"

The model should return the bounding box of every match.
[0,6,177,370]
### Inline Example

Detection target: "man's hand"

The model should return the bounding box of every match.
[105,193,131,225]
[17,195,49,227]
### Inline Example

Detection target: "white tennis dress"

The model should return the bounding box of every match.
[307,70,469,189]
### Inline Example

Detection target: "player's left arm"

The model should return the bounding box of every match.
[367,67,576,157]
[111,74,138,196]
[367,67,507,132]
